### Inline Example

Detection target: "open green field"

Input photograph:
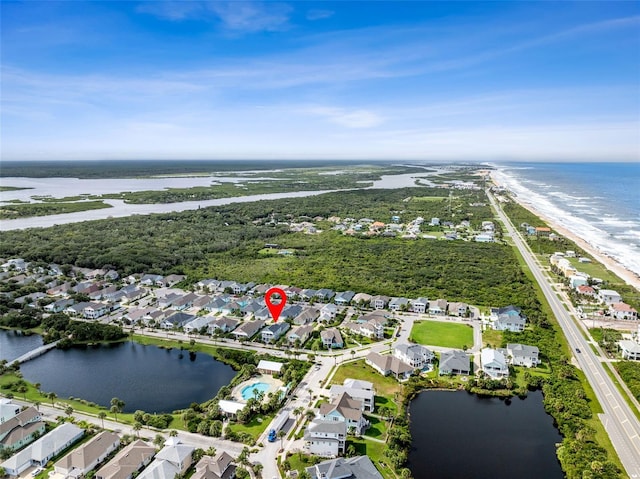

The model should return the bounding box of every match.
[331,359,402,399]
[481,328,504,348]
[412,196,446,202]
[228,412,274,440]
[410,321,474,349]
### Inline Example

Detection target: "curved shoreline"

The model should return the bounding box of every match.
[490,171,640,292]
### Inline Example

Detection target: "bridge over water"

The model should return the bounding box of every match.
[13,340,60,364]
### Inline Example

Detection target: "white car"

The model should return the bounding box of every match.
[31,468,44,477]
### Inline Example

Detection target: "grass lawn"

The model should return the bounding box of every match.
[228,413,274,440]
[363,415,387,439]
[481,328,503,348]
[374,395,398,415]
[330,360,402,401]
[410,321,473,349]
[347,438,393,479]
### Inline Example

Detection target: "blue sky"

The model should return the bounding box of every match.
[1,1,639,161]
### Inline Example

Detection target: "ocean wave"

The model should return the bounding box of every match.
[494,168,640,277]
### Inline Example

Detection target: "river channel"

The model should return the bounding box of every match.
[1,331,235,413]
[408,390,563,479]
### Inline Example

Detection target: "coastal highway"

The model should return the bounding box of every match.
[489,191,640,478]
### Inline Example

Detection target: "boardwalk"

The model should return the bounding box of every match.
[14,341,59,363]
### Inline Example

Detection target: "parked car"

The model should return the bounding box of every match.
[268,429,277,442]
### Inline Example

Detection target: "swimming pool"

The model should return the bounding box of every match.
[240,382,270,401]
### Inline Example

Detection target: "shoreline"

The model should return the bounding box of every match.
[490,171,640,293]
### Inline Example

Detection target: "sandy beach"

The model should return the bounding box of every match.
[489,171,640,293]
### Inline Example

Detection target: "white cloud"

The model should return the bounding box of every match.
[136,1,206,21]
[306,9,334,21]
[307,106,384,129]
[208,1,292,32]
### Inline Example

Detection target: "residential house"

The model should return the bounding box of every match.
[217,401,246,419]
[305,456,384,479]
[0,400,20,424]
[304,418,347,457]
[158,274,185,287]
[439,350,470,376]
[208,317,239,335]
[192,295,213,310]
[256,360,284,375]
[0,407,44,452]
[334,291,355,306]
[161,312,195,329]
[196,279,220,293]
[54,431,120,479]
[365,352,413,380]
[1,423,84,476]
[84,302,109,319]
[65,302,91,316]
[410,298,429,314]
[501,343,540,367]
[393,344,434,370]
[204,297,230,314]
[370,295,390,310]
[47,283,72,297]
[321,328,344,349]
[599,289,622,304]
[318,392,369,436]
[231,320,265,340]
[172,293,198,311]
[388,297,409,311]
[428,299,448,315]
[316,289,335,302]
[611,303,638,320]
[288,324,314,345]
[480,348,509,379]
[191,452,236,479]
[44,298,74,313]
[344,322,382,340]
[261,322,290,343]
[293,308,320,325]
[157,293,182,309]
[318,303,338,322]
[619,340,640,360]
[137,440,194,479]
[280,304,304,321]
[448,302,468,317]
[329,381,374,413]
[577,285,596,297]
[352,293,372,306]
[139,274,163,286]
[183,316,215,335]
[95,439,155,479]
[490,305,526,332]
[300,289,317,301]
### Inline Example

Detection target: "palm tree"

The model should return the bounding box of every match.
[34,401,41,411]
[18,385,28,400]
[98,411,107,429]
[47,392,57,406]
[253,463,263,478]
[133,422,142,438]
[305,409,315,422]
[153,434,165,448]
[34,383,41,395]
[293,407,303,423]
[169,430,178,437]
[65,406,74,418]
[110,405,120,422]
[278,430,286,450]
[110,398,125,422]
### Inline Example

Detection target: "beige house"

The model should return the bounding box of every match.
[191,452,236,479]
[54,431,120,479]
[95,440,155,479]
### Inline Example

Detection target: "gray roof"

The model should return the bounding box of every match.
[394,343,433,360]
[506,343,539,357]
[439,350,470,374]
[306,456,383,479]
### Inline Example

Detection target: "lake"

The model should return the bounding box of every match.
[14,336,236,413]
[0,329,43,363]
[408,390,563,479]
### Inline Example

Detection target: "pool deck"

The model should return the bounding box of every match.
[232,374,283,403]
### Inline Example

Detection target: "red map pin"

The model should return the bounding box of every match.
[265,287,287,323]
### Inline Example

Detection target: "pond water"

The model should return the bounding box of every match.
[408,390,563,479]
[0,329,43,363]
[16,337,236,413]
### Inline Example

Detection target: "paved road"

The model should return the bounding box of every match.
[489,191,640,478]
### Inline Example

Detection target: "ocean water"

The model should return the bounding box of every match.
[492,162,640,278]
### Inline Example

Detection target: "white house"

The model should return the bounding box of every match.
[393,343,434,370]
[501,343,540,367]
[137,440,194,479]
[318,392,369,436]
[329,381,374,413]
[257,360,284,375]
[611,303,638,320]
[599,289,622,304]
[304,418,346,457]
[619,340,640,360]
[410,298,428,314]
[439,350,470,376]
[480,348,509,379]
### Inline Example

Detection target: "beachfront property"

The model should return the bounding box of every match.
[95,439,155,479]
[599,289,622,304]
[1,423,84,476]
[0,407,45,452]
[610,303,638,320]
[439,350,471,376]
[480,348,509,379]
[54,431,120,479]
[305,456,384,479]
